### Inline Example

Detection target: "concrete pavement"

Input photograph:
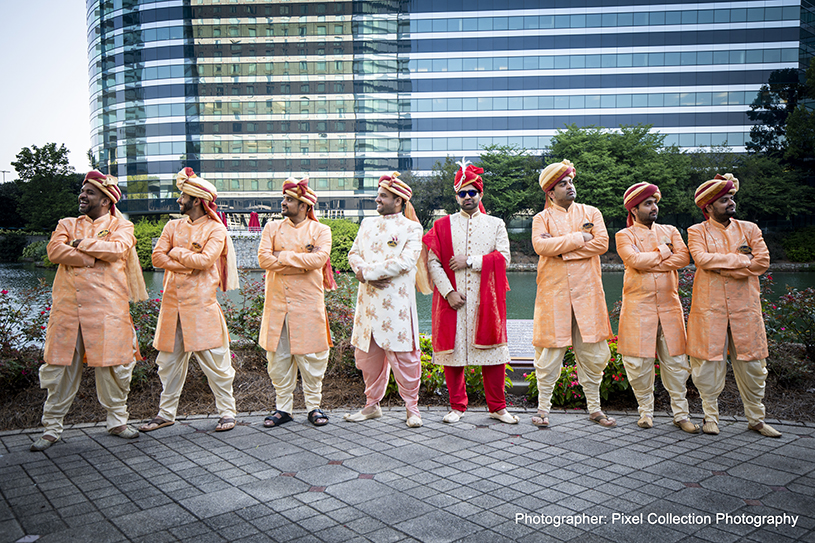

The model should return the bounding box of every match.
[1,408,813,542]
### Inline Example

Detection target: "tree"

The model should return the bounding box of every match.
[408,157,459,228]
[548,124,692,225]
[476,145,542,225]
[0,182,24,229]
[746,68,807,156]
[734,154,812,221]
[12,143,83,231]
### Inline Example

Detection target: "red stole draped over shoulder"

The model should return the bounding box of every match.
[423,215,509,354]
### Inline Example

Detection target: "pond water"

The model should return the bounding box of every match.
[3,263,813,334]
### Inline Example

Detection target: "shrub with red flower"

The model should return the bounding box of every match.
[0,280,51,391]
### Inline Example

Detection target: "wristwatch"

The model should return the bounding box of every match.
[466,256,473,268]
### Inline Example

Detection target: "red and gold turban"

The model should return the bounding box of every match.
[379,171,412,201]
[695,173,739,219]
[83,170,122,215]
[454,163,484,193]
[623,182,661,227]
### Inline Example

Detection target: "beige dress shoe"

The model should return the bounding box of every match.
[406,415,423,428]
[489,411,519,424]
[673,419,700,433]
[748,422,782,438]
[30,435,58,452]
[702,420,719,435]
[343,406,382,422]
[443,410,463,423]
[637,415,654,428]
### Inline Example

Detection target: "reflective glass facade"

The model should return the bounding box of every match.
[87,0,815,218]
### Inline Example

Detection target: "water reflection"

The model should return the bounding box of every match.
[3,264,813,335]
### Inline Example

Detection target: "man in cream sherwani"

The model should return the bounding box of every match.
[344,172,427,428]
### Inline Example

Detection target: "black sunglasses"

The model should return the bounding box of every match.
[457,189,479,198]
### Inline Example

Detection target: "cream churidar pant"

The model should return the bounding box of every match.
[266,317,330,413]
[690,327,766,426]
[534,314,610,414]
[155,316,236,421]
[622,324,691,422]
[39,328,134,438]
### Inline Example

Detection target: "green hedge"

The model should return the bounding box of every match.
[0,233,29,262]
[782,226,815,262]
[133,218,168,270]
[320,219,359,272]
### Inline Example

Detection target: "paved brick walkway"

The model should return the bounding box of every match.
[1,409,813,542]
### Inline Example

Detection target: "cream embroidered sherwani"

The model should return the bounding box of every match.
[687,218,770,425]
[531,202,612,414]
[616,222,692,421]
[39,214,140,438]
[151,215,236,422]
[349,214,422,353]
[348,213,423,416]
[427,210,510,367]
[258,218,332,413]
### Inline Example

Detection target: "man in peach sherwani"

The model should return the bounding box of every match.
[31,171,147,452]
[687,174,781,438]
[531,160,615,428]
[616,182,698,433]
[258,178,335,428]
[140,168,240,434]
[344,173,426,428]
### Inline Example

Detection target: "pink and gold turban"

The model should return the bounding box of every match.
[176,167,220,222]
[283,177,318,222]
[176,168,239,292]
[623,182,661,227]
[695,173,739,219]
[539,160,576,208]
[379,171,412,201]
[83,170,122,215]
[539,160,575,193]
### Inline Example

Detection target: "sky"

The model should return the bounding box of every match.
[0,1,91,183]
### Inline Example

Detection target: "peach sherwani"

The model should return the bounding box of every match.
[531,202,611,348]
[616,222,692,421]
[44,214,140,367]
[152,215,229,353]
[151,215,236,422]
[687,219,769,362]
[258,218,332,354]
[686,218,770,426]
[531,202,612,415]
[258,217,333,414]
[616,222,689,358]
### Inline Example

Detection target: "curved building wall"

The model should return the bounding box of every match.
[88,0,814,218]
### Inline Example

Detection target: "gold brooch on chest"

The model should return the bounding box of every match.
[738,245,752,254]
[305,243,315,251]
[661,237,673,251]
[96,229,110,238]
[387,236,398,247]
[191,242,203,252]
[581,222,594,232]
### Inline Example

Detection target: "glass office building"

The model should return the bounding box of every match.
[87,0,815,218]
